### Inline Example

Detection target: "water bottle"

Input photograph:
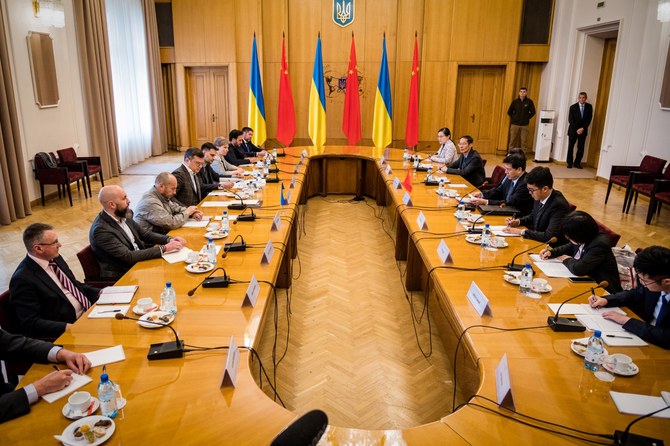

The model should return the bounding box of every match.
[403,148,409,160]
[221,211,230,233]
[456,202,466,221]
[481,224,492,248]
[206,238,217,264]
[413,155,420,169]
[584,330,604,371]
[272,147,277,159]
[98,373,118,418]
[263,161,269,177]
[437,179,445,196]
[519,263,533,294]
[160,282,177,314]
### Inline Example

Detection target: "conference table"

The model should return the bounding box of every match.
[1,146,668,445]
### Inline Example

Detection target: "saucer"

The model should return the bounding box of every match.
[132,303,158,316]
[185,262,215,273]
[503,272,521,285]
[602,360,639,376]
[138,311,174,328]
[204,231,228,240]
[531,284,553,294]
[62,397,99,420]
[570,337,609,357]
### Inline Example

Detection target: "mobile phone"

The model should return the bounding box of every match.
[569,277,595,283]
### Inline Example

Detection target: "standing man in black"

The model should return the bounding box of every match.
[507,87,536,151]
[566,92,593,169]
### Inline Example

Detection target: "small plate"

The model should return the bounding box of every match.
[602,360,640,377]
[570,337,609,357]
[60,415,115,446]
[503,272,521,285]
[185,262,215,274]
[204,231,228,240]
[138,311,174,329]
[132,303,158,316]
[465,234,482,244]
[531,284,553,294]
[62,397,100,420]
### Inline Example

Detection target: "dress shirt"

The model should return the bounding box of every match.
[104,210,139,250]
[184,163,199,194]
[26,254,84,318]
[652,292,669,325]
[22,346,62,404]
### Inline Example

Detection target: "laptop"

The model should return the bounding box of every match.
[477,204,520,216]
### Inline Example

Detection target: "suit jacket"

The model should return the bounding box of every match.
[483,172,534,215]
[224,145,252,166]
[518,189,570,245]
[172,164,216,206]
[9,255,99,339]
[605,286,670,349]
[0,329,53,423]
[197,163,222,195]
[89,210,170,281]
[133,187,190,235]
[211,155,238,177]
[445,149,486,187]
[241,140,262,155]
[550,233,622,294]
[567,102,593,137]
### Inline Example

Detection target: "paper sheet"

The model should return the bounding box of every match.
[41,373,92,403]
[182,219,210,228]
[162,247,193,263]
[489,225,522,237]
[101,286,137,295]
[84,345,126,368]
[548,304,626,316]
[609,391,670,418]
[201,199,261,207]
[97,292,135,305]
[529,255,576,278]
[601,333,648,347]
[87,305,130,319]
[576,314,626,332]
[449,184,467,188]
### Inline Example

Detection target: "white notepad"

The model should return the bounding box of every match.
[87,305,130,318]
[610,391,670,418]
[84,345,126,368]
[41,373,92,403]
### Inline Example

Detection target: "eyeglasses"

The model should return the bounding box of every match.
[35,239,60,247]
[527,187,541,194]
[636,274,666,287]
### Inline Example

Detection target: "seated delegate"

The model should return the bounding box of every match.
[440,135,486,187]
[469,153,533,216]
[428,127,458,165]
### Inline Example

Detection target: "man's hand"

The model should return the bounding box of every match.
[602,311,631,326]
[503,227,523,235]
[57,349,91,375]
[505,218,520,227]
[164,238,184,253]
[539,249,551,260]
[588,295,608,308]
[191,211,204,221]
[33,370,73,396]
[469,197,487,206]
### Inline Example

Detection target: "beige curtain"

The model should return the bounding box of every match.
[142,0,168,156]
[0,5,32,224]
[73,0,120,178]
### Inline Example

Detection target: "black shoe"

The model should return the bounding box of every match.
[567,165,573,169]
[575,164,583,169]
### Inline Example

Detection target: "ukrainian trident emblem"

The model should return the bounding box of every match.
[333,0,355,28]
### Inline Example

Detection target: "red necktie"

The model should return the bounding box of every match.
[49,261,90,310]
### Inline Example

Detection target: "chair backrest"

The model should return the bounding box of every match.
[0,290,16,332]
[57,147,78,163]
[34,152,57,169]
[482,159,488,167]
[639,155,666,174]
[489,165,506,187]
[595,220,621,247]
[77,245,102,280]
[270,409,328,446]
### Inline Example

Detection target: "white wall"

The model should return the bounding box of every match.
[540,0,670,178]
[3,0,89,201]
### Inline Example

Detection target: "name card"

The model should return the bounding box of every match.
[294,164,300,173]
[437,239,453,264]
[221,336,240,387]
[416,211,428,230]
[290,176,296,188]
[466,281,492,316]
[271,212,282,231]
[393,177,402,189]
[242,275,260,307]
[402,191,413,207]
[286,190,292,202]
[495,353,515,410]
[260,240,275,265]
[385,164,392,175]
[301,149,308,159]
[380,156,387,165]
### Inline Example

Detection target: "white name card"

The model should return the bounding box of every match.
[290,176,296,188]
[294,164,300,173]
[261,240,275,265]
[271,212,282,231]
[380,156,387,165]
[495,353,515,410]
[221,336,240,388]
[416,211,428,230]
[393,177,402,189]
[385,164,392,175]
[466,281,492,316]
[286,190,292,202]
[402,191,413,207]
[243,275,260,307]
[437,239,453,264]
[301,149,308,158]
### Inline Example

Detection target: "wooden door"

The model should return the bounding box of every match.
[587,38,617,168]
[186,66,230,148]
[454,66,505,154]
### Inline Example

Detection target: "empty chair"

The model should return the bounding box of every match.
[604,155,666,209]
[480,165,506,191]
[595,219,621,247]
[76,245,115,288]
[647,175,670,224]
[33,152,87,206]
[57,147,104,196]
[0,290,33,385]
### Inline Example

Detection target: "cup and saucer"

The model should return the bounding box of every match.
[63,392,99,420]
[602,353,639,376]
[530,278,552,294]
[133,297,158,316]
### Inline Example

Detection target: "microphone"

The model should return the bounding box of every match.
[115,312,184,360]
[236,206,257,222]
[223,234,246,257]
[547,281,608,332]
[507,237,557,271]
[187,267,230,296]
[266,169,280,183]
[613,393,670,445]
[270,409,328,446]
[226,189,246,211]
[467,209,495,234]
[424,169,439,186]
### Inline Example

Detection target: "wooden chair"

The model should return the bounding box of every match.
[646,176,670,224]
[603,155,666,210]
[595,219,621,247]
[33,152,87,206]
[76,245,115,288]
[626,165,670,214]
[0,291,33,385]
[480,165,506,191]
[57,147,104,197]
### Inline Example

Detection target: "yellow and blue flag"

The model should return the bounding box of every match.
[372,35,392,148]
[308,35,326,148]
[248,34,267,146]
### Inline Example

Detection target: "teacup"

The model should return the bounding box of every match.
[531,278,548,292]
[604,353,633,373]
[490,237,505,248]
[68,391,91,412]
[185,251,199,264]
[137,297,154,312]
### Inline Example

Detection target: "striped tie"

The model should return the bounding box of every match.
[49,261,90,310]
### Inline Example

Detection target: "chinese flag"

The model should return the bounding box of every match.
[342,33,361,145]
[405,33,420,148]
[277,34,296,146]
[402,168,413,193]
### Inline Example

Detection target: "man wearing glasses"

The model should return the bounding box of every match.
[503,166,570,245]
[469,154,534,215]
[9,223,100,339]
[589,246,670,349]
[172,147,220,206]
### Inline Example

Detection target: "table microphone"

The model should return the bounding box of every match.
[236,206,257,222]
[506,237,557,271]
[225,189,247,211]
[266,169,280,183]
[115,312,184,360]
[223,234,246,257]
[187,267,230,296]
[547,281,608,332]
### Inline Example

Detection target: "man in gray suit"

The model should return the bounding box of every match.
[90,185,186,281]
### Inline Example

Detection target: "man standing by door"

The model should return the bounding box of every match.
[507,87,536,151]
[566,92,593,169]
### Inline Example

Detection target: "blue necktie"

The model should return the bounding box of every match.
[656,294,669,325]
[505,181,514,202]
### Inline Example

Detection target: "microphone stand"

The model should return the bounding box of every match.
[187,267,230,296]
[506,237,557,272]
[236,206,257,222]
[547,282,607,332]
[223,234,246,255]
[115,313,184,360]
[227,189,247,211]
[467,209,495,234]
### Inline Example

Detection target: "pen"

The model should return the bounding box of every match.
[99,309,121,313]
[605,335,633,339]
[53,365,61,372]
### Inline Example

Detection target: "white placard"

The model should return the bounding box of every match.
[437,240,453,264]
[416,211,428,230]
[243,275,260,307]
[466,281,492,316]
[495,353,515,409]
[290,176,296,188]
[286,190,292,202]
[385,164,392,175]
[261,240,275,265]
[271,212,282,231]
[301,149,308,158]
[380,156,387,165]
[294,164,300,173]
[221,336,240,388]
[402,191,413,207]
[393,177,402,189]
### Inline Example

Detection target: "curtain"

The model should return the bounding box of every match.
[0,4,32,224]
[73,0,120,179]
[142,0,168,156]
[105,0,153,169]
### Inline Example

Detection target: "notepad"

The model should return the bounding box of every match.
[182,219,210,228]
[576,314,626,332]
[601,333,648,347]
[41,373,92,403]
[610,391,670,418]
[162,247,193,263]
[84,345,126,368]
[530,254,576,278]
[87,305,130,318]
[489,225,522,237]
[548,304,626,316]
[97,286,138,305]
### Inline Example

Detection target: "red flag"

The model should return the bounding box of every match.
[405,34,420,148]
[277,34,296,146]
[402,168,413,193]
[342,34,361,145]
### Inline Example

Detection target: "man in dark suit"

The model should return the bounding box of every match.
[504,166,570,245]
[441,135,486,187]
[9,223,100,339]
[90,185,186,281]
[590,246,670,349]
[240,127,267,156]
[225,129,256,166]
[566,92,593,169]
[199,143,235,190]
[469,154,534,216]
[172,147,219,206]
[1,329,90,423]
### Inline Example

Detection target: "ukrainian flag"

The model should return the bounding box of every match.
[248,34,266,146]
[308,35,326,148]
[372,35,392,149]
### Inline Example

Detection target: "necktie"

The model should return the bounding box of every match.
[505,180,514,202]
[580,104,584,118]
[49,261,90,310]
[459,156,465,170]
[656,294,669,325]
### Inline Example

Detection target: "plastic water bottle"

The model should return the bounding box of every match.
[221,211,230,233]
[272,147,277,159]
[457,202,466,221]
[584,330,604,371]
[413,155,420,169]
[403,148,409,160]
[160,282,177,314]
[98,373,117,418]
[481,224,492,248]
[263,160,269,177]
[205,238,217,264]
[519,263,533,294]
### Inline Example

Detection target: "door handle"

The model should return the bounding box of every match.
[212,114,215,122]
[470,114,475,123]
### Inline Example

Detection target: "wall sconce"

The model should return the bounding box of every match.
[32,0,65,28]
[659,0,670,23]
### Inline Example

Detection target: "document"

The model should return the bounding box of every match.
[182,218,210,228]
[97,292,135,305]
[201,199,261,207]
[602,333,648,347]
[162,247,193,263]
[609,391,670,419]
[576,314,626,332]
[548,304,626,316]
[101,286,137,294]
[42,373,92,403]
[529,254,576,278]
[84,345,126,368]
[88,305,130,319]
[489,225,522,237]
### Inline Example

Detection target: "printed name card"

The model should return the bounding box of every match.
[286,190,292,202]
[402,191,413,207]
[294,164,300,173]
[393,177,402,189]
[271,212,282,231]
[301,149,308,158]
[495,353,515,410]
[380,156,387,165]
[437,240,454,264]
[243,275,260,307]
[416,211,428,230]
[385,164,392,175]
[466,281,492,316]
[260,240,275,265]
[290,176,296,188]
[221,336,240,388]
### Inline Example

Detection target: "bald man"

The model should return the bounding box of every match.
[89,185,187,281]
[134,172,203,235]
